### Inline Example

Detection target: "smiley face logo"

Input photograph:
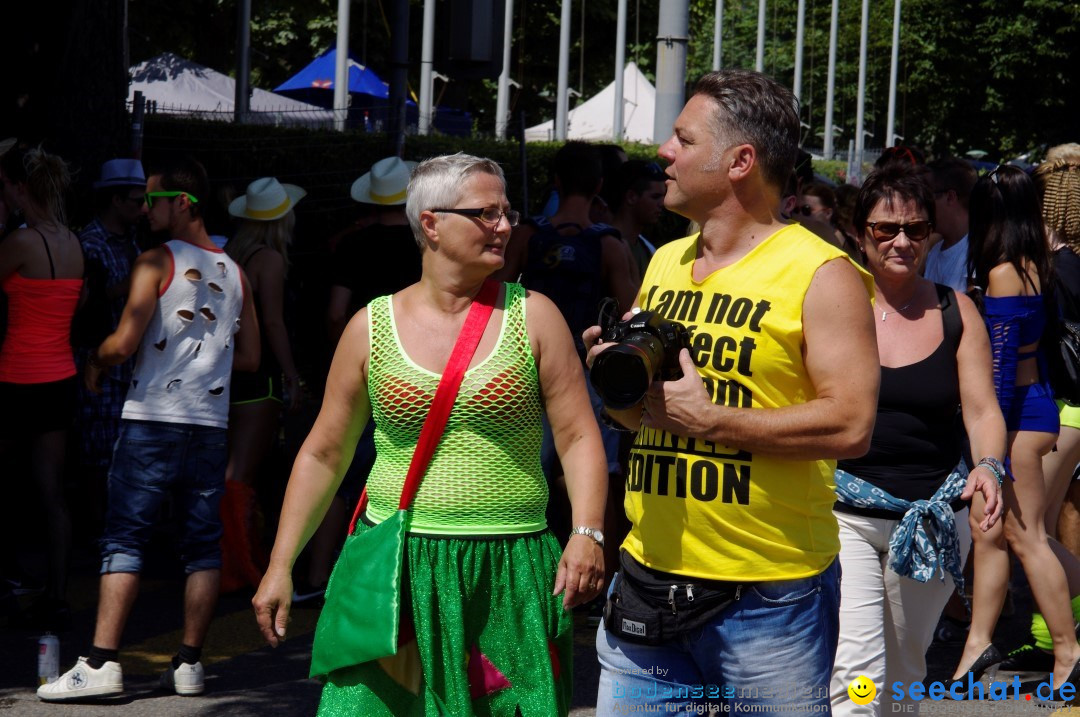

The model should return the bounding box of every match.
[848,675,876,705]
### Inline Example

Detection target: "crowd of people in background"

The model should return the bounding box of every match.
[3,69,1080,715]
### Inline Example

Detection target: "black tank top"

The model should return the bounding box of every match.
[837,285,965,518]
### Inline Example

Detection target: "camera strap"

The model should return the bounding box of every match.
[604,551,743,645]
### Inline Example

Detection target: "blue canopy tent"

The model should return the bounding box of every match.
[275,48,470,135]
[275,48,390,106]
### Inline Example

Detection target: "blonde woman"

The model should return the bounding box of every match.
[0,146,84,627]
[220,177,305,592]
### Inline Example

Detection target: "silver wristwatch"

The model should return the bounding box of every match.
[570,526,605,547]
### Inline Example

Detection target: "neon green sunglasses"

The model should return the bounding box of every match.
[144,191,199,208]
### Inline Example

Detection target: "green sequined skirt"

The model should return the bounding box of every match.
[316,526,573,717]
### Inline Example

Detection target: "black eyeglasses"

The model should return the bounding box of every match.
[866,220,933,242]
[431,207,520,227]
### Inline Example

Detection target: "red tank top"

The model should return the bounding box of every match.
[0,273,84,383]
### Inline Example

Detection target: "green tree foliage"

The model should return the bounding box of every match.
[126,0,1078,160]
[683,0,1079,161]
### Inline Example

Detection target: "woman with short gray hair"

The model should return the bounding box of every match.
[255,153,607,715]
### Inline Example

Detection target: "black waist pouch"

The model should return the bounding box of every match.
[603,551,743,645]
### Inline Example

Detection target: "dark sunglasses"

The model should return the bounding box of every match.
[797,204,815,216]
[866,220,933,242]
[431,207,520,227]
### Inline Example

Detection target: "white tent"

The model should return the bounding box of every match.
[128,53,332,126]
[525,62,656,144]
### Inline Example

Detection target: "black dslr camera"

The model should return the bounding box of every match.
[590,302,692,410]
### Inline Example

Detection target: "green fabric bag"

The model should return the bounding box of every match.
[309,509,408,679]
[307,279,499,680]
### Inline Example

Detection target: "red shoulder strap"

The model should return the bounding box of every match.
[348,279,500,533]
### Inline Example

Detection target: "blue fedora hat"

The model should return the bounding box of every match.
[94,158,146,189]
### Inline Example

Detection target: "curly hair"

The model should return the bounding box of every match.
[1034,157,1080,252]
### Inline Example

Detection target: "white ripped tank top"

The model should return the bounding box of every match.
[122,239,245,428]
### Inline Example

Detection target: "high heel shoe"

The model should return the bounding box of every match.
[946,644,1003,700]
[1048,656,1080,704]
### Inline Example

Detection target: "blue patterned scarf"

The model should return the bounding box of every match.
[834,465,967,592]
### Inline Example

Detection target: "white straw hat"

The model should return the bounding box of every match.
[229,177,306,221]
[350,156,417,205]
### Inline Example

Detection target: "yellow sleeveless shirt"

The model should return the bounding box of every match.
[622,225,873,581]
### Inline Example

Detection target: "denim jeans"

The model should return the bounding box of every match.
[595,557,841,716]
[100,419,228,575]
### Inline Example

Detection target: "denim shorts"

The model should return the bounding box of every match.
[596,558,841,715]
[100,419,228,575]
[1004,382,1060,433]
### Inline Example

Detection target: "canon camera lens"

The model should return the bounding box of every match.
[590,333,665,410]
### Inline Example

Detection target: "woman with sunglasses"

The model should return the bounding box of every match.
[828,164,1005,715]
[0,145,84,628]
[950,164,1080,695]
[254,153,607,715]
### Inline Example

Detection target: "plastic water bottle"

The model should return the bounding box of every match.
[37,633,59,685]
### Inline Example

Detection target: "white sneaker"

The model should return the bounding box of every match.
[159,661,204,696]
[37,657,123,701]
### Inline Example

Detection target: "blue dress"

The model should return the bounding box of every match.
[983,294,1059,433]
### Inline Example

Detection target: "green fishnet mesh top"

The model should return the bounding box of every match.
[363,282,549,535]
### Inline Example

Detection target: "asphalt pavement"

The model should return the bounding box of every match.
[1,547,1074,716]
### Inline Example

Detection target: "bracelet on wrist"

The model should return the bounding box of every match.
[975,456,1007,486]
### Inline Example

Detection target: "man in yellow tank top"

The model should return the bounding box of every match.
[585,70,879,715]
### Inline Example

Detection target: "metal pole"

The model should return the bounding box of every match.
[653,0,689,144]
[419,0,435,135]
[555,0,572,141]
[518,109,529,210]
[579,0,586,98]
[613,0,627,141]
[823,0,838,157]
[234,0,251,123]
[712,0,724,71]
[496,0,515,139]
[854,0,870,181]
[388,0,409,152]
[333,0,351,132]
[130,91,145,159]
[755,0,766,72]
[886,0,901,148]
[793,0,806,101]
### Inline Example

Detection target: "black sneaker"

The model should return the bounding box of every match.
[999,643,1054,673]
[4,574,45,597]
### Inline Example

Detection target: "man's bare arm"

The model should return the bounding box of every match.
[95,250,168,364]
[640,258,879,459]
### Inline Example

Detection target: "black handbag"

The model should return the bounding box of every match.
[603,551,742,645]
[1049,319,1080,406]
